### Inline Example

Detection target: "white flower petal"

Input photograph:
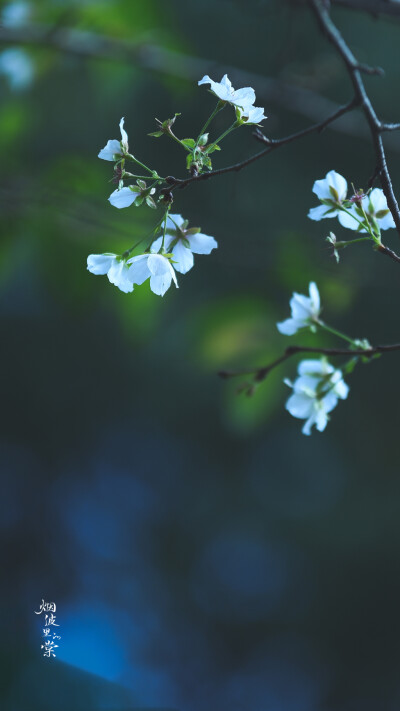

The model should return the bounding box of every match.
[286,392,314,419]
[292,375,320,393]
[327,170,347,200]
[166,214,185,230]
[198,74,213,87]
[147,254,172,277]
[107,260,134,293]
[314,407,329,432]
[368,189,395,229]
[220,74,232,91]
[378,212,395,230]
[171,241,194,274]
[127,255,152,285]
[147,254,178,295]
[312,170,347,201]
[149,273,172,296]
[87,253,117,275]
[119,116,129,152]
[150,234,174,254]
[320,391,339,414]
[369,188,386,213]
[187,232,218,255]
[198,74,256,108]
[276,318,301,336]
[108,187,138,209]
[309,282,320,312]
[231,86,256,107]
[197,75,228,101]
[98,139,121,161]
[290,293,314,321]
[333,379,349,400]
[302,415,316,436]
[298,359,333,377]
[337,208,361,231]
[239,105,267,124]
[307,205,334,221]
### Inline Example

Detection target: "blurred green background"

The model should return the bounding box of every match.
[2,1,400,710]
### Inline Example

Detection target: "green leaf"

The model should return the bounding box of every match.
[376,209,389,219]
[148,131,164,138]
[181,138,196,149]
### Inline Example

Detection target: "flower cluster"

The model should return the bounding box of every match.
[308,169,395,237]
[198,74,267,125]
[87,213,217,296]
[284,359,349,436]
[276,282,353,435]
[87,73,266,296]
[270,165,394,435]
[89,76,389,440]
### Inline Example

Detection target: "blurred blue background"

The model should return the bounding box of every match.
[2,1,400,709]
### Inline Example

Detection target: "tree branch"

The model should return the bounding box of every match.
[219,341,400,383]
[309,0,400,237]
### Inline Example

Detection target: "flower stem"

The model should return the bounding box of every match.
[122,239,145,259]
[196,102,225,146]
[205,122,238,153]
[316,320,356,346]
[339,205,380,244]
[335,236,371,249]
[160,207,171,252]
[126,153,157,178]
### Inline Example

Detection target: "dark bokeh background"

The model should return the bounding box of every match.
[2,1,400,709]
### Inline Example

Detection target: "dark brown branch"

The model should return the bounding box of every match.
[378,243,400,264]
[219,342,400,383]
[309,0,400,237]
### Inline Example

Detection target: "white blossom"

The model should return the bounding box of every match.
[127,253,178,297]
[277,282,320,336]
[337,187,395,232]
[198,74,255,109]
[108,186,139,209]
[308,170,348,222]
[237,105,267,125]
[285,359,349,435]
[98,117,129,161]
[150,214,218,274]
[87,253,134,293]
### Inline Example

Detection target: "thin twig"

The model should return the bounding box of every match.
[378,243,400,264]
[219,341,400,383]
